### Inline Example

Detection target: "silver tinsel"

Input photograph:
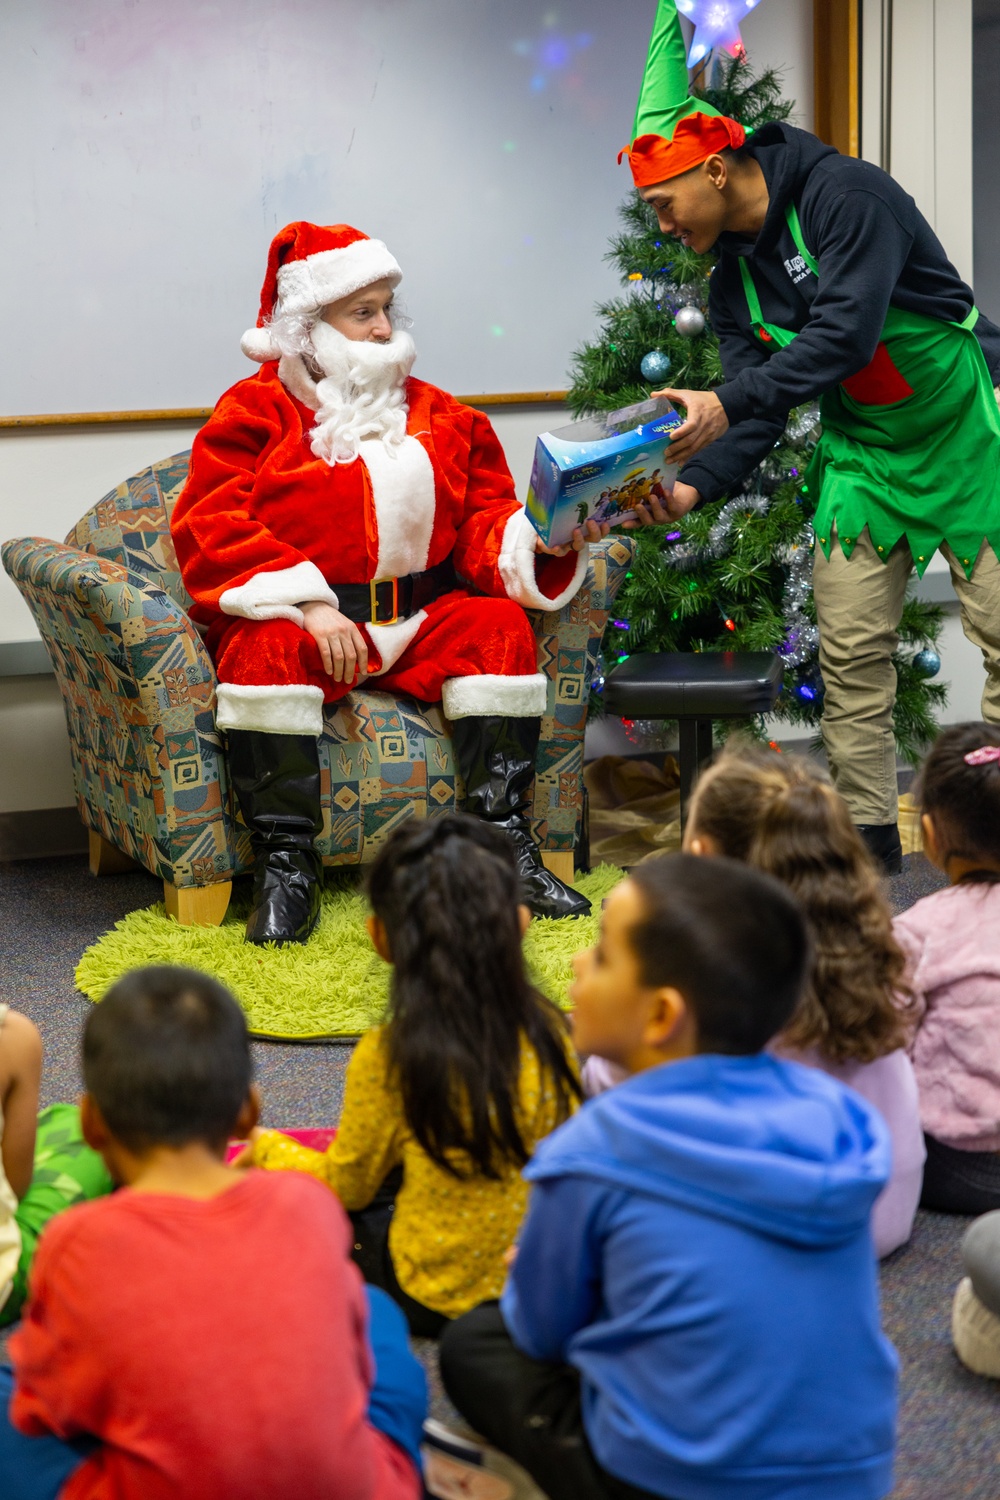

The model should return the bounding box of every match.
[661,491,772,572]
[776,524,818,666]
[785,404,821,444]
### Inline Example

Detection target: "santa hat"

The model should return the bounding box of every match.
[619,0,745,188]
[241,222,402,363]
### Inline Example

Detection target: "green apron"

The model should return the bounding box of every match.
[737,204,1000,577]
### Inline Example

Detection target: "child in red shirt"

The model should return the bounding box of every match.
[0,965,426,1500]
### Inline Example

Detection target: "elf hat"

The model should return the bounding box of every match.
[241,222,402,363]
[619,0,745,188]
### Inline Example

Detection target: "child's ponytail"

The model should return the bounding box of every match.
[367,814,580,1180]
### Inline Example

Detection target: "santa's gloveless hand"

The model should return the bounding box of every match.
[300,602,369,683]
[535,517,611,557]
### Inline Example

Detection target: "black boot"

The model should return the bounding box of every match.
[451,715,591,919]
[857,822,903,876]
[226,730,324,945]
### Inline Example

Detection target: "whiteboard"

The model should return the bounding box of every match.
[0,0,813,414]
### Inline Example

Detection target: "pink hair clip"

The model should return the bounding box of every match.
[964,745,1000,766]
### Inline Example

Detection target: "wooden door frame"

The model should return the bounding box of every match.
[814,0,860,156]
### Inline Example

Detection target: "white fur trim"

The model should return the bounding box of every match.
[361,436,436,578]
[442,673,547,720]
[241,326,281,363]
[217,683,325,735]
[219,562,338,626]
[368,609,428,674]
[497,508,588,612]
[278,354,321,411]
[277,239,401,316]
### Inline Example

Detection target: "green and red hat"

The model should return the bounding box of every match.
[620,0,745,188]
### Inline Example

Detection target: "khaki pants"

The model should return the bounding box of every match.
[812,528,1000,824]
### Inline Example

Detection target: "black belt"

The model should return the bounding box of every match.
[333,558,456,626]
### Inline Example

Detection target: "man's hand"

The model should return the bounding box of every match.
[622,480,702,527]
[301,601,369,683]
[535,517,611,557]
[653,387,729,465]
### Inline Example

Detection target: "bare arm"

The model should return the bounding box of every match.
[0,1010,43,1200]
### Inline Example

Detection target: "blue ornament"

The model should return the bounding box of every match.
[913,648,941,678]
[640,350,671,383]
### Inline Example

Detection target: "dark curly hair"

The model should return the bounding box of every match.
[366,813,580,1180]
[688,744,916,1064]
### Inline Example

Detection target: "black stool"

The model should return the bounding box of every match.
[604,651,784,826]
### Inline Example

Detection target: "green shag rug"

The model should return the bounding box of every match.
[75,866,624,1040]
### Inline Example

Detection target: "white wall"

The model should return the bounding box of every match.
[734,0,814,129]
[862,0,973,281]
[0,677,78,815]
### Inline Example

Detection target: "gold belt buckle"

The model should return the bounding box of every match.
[370,577,399,626]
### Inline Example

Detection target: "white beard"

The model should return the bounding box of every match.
[307,322,416,466]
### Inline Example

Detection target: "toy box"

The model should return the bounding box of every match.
[525,397,683,548]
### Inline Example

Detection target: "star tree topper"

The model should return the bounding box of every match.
[676,0,764,68]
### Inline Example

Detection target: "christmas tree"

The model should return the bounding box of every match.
[571,55,946,759]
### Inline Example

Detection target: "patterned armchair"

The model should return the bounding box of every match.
[3,452,634,924]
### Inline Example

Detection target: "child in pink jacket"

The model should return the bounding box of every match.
[896,723,1000,1215]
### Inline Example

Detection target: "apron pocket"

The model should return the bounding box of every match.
[840,342,915,406]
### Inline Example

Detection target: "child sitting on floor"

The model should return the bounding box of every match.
[894,723,1000,1214]
[440,854,898,1500]
[0,965,426,1500]
[584,746,924,1258]
[0,1003,112,1327]
[246,814,581,1337]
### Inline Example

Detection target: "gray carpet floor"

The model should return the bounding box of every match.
[0,850,996,1497]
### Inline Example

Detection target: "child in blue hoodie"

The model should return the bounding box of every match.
[439,854,898,1500]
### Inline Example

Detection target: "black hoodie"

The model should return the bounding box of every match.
[681,122,1000,504]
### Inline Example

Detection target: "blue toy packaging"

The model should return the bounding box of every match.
[525,397,683,547]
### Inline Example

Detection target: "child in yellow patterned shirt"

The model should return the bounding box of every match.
[249,814,581,1336]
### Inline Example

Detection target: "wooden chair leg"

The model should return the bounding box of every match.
[541,851,576,886]
[163,880,233,927]
[88,829,140,876]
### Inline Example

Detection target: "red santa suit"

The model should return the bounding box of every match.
[172,352,586,736]
[169,220,593,943]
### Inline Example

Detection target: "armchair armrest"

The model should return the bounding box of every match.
[1,537,234,886]
[529,535,636,853]
[572,534,637,618]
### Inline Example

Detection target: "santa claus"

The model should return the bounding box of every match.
[171,221,603,945]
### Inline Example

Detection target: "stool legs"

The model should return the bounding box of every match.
[678,718,714,828]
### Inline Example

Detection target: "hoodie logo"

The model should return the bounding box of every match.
[784,253,813,287]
